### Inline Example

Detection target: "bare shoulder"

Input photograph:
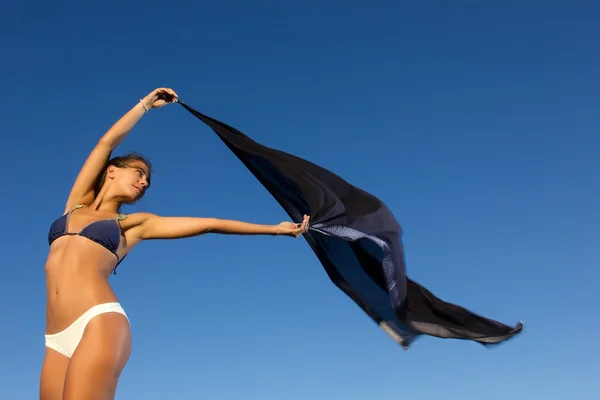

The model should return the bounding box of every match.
[120,212,157,231]
[119,212,155,244]
[121,212,175,246]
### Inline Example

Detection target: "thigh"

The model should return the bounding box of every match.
[40,348,70,400]
[62,312,132,400]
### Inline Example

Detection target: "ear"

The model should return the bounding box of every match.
[106,165,117,180]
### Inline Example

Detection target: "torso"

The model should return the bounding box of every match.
[44,205,140,334]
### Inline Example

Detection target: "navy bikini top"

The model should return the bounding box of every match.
[48,204,127,274]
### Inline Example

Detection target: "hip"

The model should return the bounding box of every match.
[45,274,120,335]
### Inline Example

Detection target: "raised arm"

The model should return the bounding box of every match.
[129,213,310,242]
[64,88,178,212]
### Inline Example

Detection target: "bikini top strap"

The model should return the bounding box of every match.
[63,204,84,232]
[69,204,85,213]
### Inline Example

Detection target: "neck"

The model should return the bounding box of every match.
[90,191,122,213]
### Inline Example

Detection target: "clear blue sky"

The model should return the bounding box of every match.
[1,1,598,399]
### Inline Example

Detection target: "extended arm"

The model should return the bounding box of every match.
[131,213,310,241]
[64,88,178,211]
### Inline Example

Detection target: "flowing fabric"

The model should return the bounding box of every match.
[179,101,523,349]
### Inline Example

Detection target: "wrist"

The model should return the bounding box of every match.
[142,91,159,108]
[271,224,282,235]
[138,100,149,113]
[141,96,153,109]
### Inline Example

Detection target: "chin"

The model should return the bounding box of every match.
[120,192,141,204]
[131,190,145,202]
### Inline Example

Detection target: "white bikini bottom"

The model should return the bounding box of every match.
[45,302,129,358]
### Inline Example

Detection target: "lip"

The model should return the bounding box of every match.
[133,186,142,193]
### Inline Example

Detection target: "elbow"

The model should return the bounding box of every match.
[202,218,221,234]
[97,139,117,151]
[138,216,222,240]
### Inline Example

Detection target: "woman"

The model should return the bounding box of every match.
[40,88,310,400]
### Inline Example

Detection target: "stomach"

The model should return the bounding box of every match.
[44,236,123,334]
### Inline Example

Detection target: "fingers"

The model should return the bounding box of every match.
[294,214,310,237]
[153,87,179,103]
[280,215,310,238]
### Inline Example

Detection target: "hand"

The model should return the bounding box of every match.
[276,214,310,238]
[142,88,179,109]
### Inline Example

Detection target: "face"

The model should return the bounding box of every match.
[107,161,151,202]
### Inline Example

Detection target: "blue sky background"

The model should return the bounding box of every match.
[1,1,598,399]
